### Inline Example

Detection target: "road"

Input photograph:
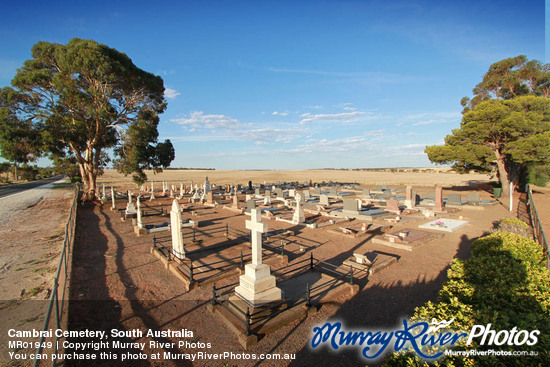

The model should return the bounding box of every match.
[0,175,65,199]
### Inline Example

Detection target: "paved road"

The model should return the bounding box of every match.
[0,175,65,198]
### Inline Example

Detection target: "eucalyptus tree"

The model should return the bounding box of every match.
[0,38,174,199]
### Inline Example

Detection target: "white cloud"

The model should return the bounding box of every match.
[272,111,289,116]
[364,129,385,137]
[171,111,241,131]
[164,88,181,99]
[240,128,301,144]
[299,111,367,124]
[408,111,461,120]
[412,119,452,126]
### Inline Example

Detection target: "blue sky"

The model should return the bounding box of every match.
[0,0,545,169]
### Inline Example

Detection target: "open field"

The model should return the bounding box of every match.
[98,168,493,189]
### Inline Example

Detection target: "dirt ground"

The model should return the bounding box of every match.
[0,183,74,366]
[65,183,521,367]
[2,171,548,367]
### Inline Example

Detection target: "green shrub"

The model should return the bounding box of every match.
[384,231,550,366]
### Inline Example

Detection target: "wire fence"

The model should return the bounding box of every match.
[33,183,80,366]
[526,184,549,270]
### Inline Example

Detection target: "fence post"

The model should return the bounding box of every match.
[245,307,251,336]
[193,228,196,242]
[225,223,229,237]
[281,240,285,256]
[211,283,217,306]
[310,252,314,270]
[240,251,244,269]
[305,282,311,307]
[349,267,354,285]
[189,262,194,282]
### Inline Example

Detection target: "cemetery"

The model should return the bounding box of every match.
[59,172,531,365]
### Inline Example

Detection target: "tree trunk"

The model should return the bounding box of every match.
[78,162,98,201]
[494,149,510,196]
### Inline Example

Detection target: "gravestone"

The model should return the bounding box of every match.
[136,197,143,229]
[342,198,359,215]
[206,191,214,204]
[125,191,137,217]
[232,194,240,208]
[434,187,444,212]
[274,188,284,198]
[292,193,305,223]
[467,193,480,206]
[362,188,370,196]
[385,199,400,214]
[204,177,211,194]
[319,194,329,206]
[110,186,116,210]
[303,190,311,200]
[162,181,167,195]
[264,195,271,205]
[329,187,337,196]
[255,188,261,197]
[248,181,253,190]
[246,199,256,213]
[150,181,155,200]
[235,208,282,307]
[312,187,321,195]
[170,199,185,259]
[447,193,462,206]
[288,189,296,198]
[405,185,415,209]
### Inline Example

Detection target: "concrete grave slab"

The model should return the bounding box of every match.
[419,218,469,232]
[372,228,445,251]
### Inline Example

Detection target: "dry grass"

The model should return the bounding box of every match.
[97,168,492,190]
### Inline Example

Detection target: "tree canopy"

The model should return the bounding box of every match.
[0,38,175,199]
[426,56,550,194]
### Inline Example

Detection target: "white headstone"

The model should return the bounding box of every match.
[247,208,267,266]
[150,181,155,200]
[204,177,211,194]
[235,208,282,307]
[111,186,116,209]
[170,199,185,259]
[293,193,305,223]
[137,198,143,228]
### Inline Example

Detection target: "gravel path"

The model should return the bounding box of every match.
[0,178,68,227]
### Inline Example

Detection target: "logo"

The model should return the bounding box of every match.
[310,319,539,361]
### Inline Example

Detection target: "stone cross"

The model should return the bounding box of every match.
[246,208,267,266]
[170,199,185,259]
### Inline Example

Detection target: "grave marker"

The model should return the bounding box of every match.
[292,193,305,223]
[235,208,282,307]
[170,199,185,259]
[434,187,444,212]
